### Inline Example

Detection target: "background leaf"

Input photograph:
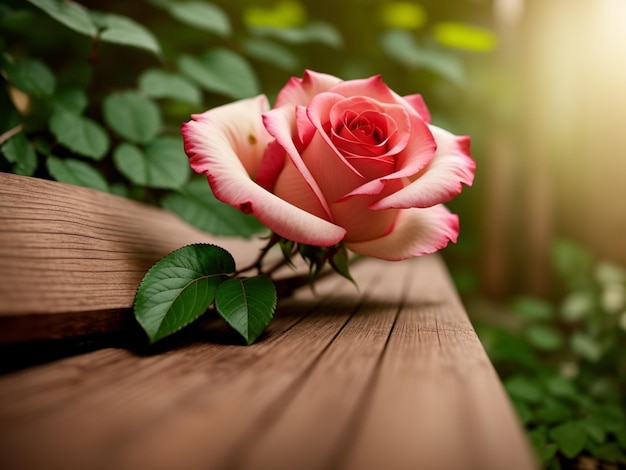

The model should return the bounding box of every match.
[92,12,161,55]
[550,421,588,459]
[167,1,230,36]
[525,325,563,351]
[178,48,260,99]
[114,137,189,189]
[46,156,109,192]
[138,69,202,105]
[2,56,55,97]
[161,179,266,238]
[134,244,235,342]
[1,132,38,176]
[52,87,88,114]
[215,275,277,345]
[242,38,300,71]
[250,22,343,48]
[103,91,161,144]
[49,109,110,160]
[25,0,97,37]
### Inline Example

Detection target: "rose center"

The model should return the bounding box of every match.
[342,110,385,146]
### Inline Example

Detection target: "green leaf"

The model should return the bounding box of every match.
[379,30,465,86]
[52,87,88,114]
[544,375,578,399]
[511,296,555,320]
[549,421,587,459]
[49,109,109,160]
[113,137,189,190]
[504,375,543,403]
[250,22,343,48]
[161,179,265,238]
[535,401,573,424]
[571,332,603,362]
[588,442,625,462]
[46,156,109,192]
[1,132,38,176]
[559,291,594,321]
[134,244,235,342]
[526,325,563,351]
[581,420,607,444]
[329,244,355,284]
[591,405,625,432]
[615,427,626,448]
[433,22,497,52]
[243,1,306,28]
[2,56,55,97]
[551,239,593,288]
[103,91,161,144]
[26,0,97,37]
[242,38,300,71]
[138,69,202,105]
[381,2,426,30]
[167,1,230,36]
[215,275,277,345]
[91,12,161,55]
[178,49,260,99]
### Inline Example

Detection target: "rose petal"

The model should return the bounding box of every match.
[274,70,344,108]
[338,115,436,201]
[345,205,459,260]
[301,131,365,203]
[186,95,272,180]
[402,94,431,122]
[330,180,404,242]
[183,96,346,245]
[330,75,400,105]
[370,125,475,209]
[263,105,335,218]
[273,156,331,221]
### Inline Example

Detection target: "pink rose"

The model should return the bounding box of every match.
[182,71,475,260]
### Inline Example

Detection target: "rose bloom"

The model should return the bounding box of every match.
[183,71,475,260]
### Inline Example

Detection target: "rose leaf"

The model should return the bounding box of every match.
[103,91,161,144]
[215,275,277,345]
[134,244,236,343]
[46,156,109,192]
[49,109,110,160]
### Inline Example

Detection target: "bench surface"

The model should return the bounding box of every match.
[0,173,536,470]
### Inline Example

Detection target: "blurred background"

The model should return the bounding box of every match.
[2,1,625,467]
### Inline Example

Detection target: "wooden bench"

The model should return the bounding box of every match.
[0,172,537,470]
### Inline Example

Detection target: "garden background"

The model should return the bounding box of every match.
[1,0,625,468]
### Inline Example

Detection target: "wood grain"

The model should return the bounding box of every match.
[0,173,263,343]
[0,173,537,470]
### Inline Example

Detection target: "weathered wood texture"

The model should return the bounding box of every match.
[0,173,536,470]
[0,172,259,343]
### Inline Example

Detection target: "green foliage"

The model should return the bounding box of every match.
[215,276,277,345]
[1,132,38,176]
[135,244,235,342]
[49,109,110,160]
[165,1,231,36]
[46,156,109,192]
[134,244,277,345]
[103,91,161,144]
[160,179,266,238]
[138,69,202,105]
[178,49,260,100]
[477,239,626,468]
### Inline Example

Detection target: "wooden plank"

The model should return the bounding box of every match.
[0,256,536,470]
[0,173,263,343]
[0,173,536,469]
